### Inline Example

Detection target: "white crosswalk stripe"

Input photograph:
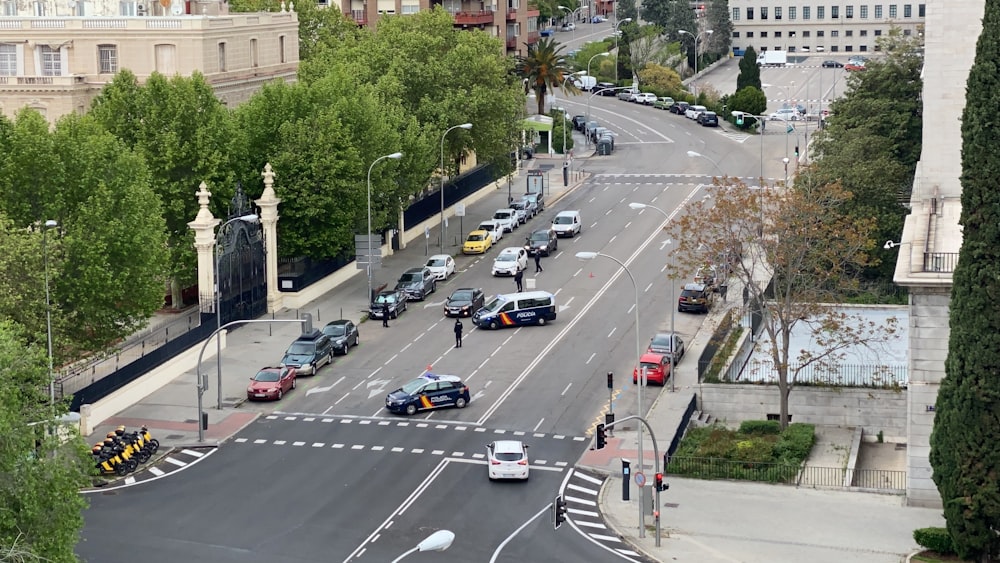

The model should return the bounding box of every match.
[560,470,651,562]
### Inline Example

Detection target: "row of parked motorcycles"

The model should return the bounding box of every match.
[91,425,160,476]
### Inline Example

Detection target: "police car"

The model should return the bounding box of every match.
[385,374,471,416]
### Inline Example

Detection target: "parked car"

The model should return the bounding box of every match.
[647,332,685,362]
[370,289,408,319]
[477,219,504,244]
[627,91,643,103]
[517,195,539,218]
[591,14,607,22]
[280,331,334,376]
[540,29,554,37]
[769,107,801,121]
[845,61,867,71]
[524,192,544,214]
[444,287,485,317]
[678,282,714,313]
[247,367,296,401]
[425,254,456,280]
[669,101,690,115]
[653,97,675,110]
[525,228,558,256]
[685,104,708,120]
[572,115,588,131]
[492,247,529,276]
[561,22,576,31]
[321,319,359,355]
[617,89,637,101]
[508,201,529,224]
[595,82,616,96]
[698,111,719,127]
[463,230,493,254]
[395,266,437,301]
[636,92,658,105]
[821,60,844,68]
[493,208,518,233]
[633,353,672,386]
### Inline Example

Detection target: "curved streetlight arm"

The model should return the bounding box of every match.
[440,124,473,254]
[686,150,725,177]
[367,152,403,306]
[602,414,666,546]
[392,530,455,562]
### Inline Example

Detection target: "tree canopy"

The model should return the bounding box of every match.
[736,46,761,91]
[517,36,581,115]
[641,0,696,43]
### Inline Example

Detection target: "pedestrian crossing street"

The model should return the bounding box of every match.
[562,470,649,562]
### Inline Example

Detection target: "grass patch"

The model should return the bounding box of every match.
[667,421,815,483]
[910,552,967,562]
[703,326,744,383]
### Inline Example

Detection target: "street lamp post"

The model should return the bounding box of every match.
[558,5,581,44]
[678,29,713,98]
[367,152,404,306]
[587,51,610,88]
[214,213,260,410]
[391,530,455,563]
[575,251,646,538]
[782,157,790,186]
[686,150,725,177]
[440,123,473,254]
[731,111,769,181]
[42,219,58,412]
[614,18,632,82]
[628,204,678,393]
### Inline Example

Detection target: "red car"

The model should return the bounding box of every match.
[633,353,672,386]
[247,367,297,401]
[845,62,866,72]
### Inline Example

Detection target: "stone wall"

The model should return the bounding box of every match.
[698,383,908,441]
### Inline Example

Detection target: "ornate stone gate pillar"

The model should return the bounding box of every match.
[188,182,221,314]
[255,163,283,313]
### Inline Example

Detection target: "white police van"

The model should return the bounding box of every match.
[472,291,557,329]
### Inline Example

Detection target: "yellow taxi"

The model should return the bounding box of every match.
[463,230,493,254]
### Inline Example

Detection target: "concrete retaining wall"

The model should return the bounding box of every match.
[698,383,908,441]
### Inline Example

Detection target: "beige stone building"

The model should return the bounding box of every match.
[0,0,299,122]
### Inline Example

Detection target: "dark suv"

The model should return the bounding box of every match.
[669,101,690,115]
[572,115,588,131]
[280,330,335,376]
[526,228,558,256]
[396,266,437,301]
[596,82,616,96]
[678,283,714,313]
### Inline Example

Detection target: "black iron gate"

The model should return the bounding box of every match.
[217,183,267,326]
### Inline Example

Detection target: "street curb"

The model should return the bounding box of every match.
[595,466,663,563]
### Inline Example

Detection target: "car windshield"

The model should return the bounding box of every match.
[651,335,672,349]
[681,289,703,298]
[325,325,346,337]
[287,342,315,355]
[468,233,486,241]
[450,290,474,302]
[253,371,280,382]
[511,202,525,210]
[427,258,446,267]
[482,296,505,313]
[554,216,574,225]
[375,293,397,304]
[399,273,421,283]
[496,253,516,262]
[495,212,511,220]
[401,378,429,395]
[530,232,549,241]
[640,362,660,371]
[480,224,494,231]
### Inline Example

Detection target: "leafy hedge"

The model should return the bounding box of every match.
[913,528,956,555]
[668,422,816,483]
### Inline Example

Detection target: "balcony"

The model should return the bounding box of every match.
[0,75,87,86]
[506,36,517,49]
[525,7,539,17]
[453,10,494,25]
[525,31,539,43]
[506,8,516,20]
[346,10,367,24]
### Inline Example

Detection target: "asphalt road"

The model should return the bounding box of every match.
[79,83,789,563]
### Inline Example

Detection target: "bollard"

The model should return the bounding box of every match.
[621,458,631,501]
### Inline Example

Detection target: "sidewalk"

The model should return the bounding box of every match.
[87,155,592,450]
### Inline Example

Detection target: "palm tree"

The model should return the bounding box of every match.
[516,37,580,115]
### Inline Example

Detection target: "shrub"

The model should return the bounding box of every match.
[772,423,816,463]
[739,420,781,435]
[913,528,956,555]
[733,437,775,463]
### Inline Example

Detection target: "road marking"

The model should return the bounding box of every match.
[624,221,632,230]
[180,449,205,457]
[306,375,346,396]
[533,418,545,432]
[609,235,617,244]
[568,483,599,495]
[561,382,573,396]
[644,282,653,292]
[334,393,349,405]
[400,343,411,352]
[383,354,397,365]
[588,196,596,203]
[586,352,596,364]
[565,495,597,506]
[627,303,635,315]
[607,327,617,338]
[148,467,164,476]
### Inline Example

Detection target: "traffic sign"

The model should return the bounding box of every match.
[634,471,646,487]
[455,203,466,217]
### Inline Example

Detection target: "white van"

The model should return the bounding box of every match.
[478,220,504,244]
[551,210,582,238]
[472,291,557,329]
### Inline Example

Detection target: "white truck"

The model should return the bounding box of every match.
[571,73,597,91]
[756,50,788,67]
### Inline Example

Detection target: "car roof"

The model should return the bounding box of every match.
[428,254,451,260]
[652,332,678,341]
[498,247,521,255]
[416,373,462,384]
[683,283,707,291]
[640,352,666,363]
[452,287,478,294]
[555,210,579,216]
[403,267,425,273]
[468,229,488,236]
[325,319,351,326]
[491,440,525,453]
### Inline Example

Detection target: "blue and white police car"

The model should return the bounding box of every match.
[385,374,471,416]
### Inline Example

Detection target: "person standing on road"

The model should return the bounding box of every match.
[514,268,524,292]
[382,302,390,328]
[534,253,543,273]
[454,318,463,348]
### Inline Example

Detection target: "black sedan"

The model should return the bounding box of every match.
[444,287,485,318]
[822,60,844,68]
[370,289,408,320]
[571,115,588,131]
[321,319,360,355]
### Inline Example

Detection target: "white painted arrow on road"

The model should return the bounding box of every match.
[424,299,447,309]
[660,239,672,250]
[558,304,571,313]
[306,376,345,396]
[471,390,486,403]
[367,378,391,399]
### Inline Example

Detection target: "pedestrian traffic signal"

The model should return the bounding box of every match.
[655,472,669,491]
[595,423,607,449]
[553,494,568,530]
[795,145,800,157]
[607,371,614,389]
[735,113,744,126]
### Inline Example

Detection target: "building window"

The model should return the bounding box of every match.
[0,44,15,75]
[775,7,782,19]
[903,28,911,35]
[746,31,754,38]
[789,6,796,19]
[218,42,226,72]
[831,45,839,52]
[860,44,868,51]
[1,0,15,15]
[401,1,419,14]
[732,7,739,20]
[279,36,286,63]
[889,4,896,17]
[803,30,810,37]
[774,31,782,37]
[119,0,136,15]
[846,29,853,36]
[875,4,882,17]
[732,31,740,38]
[98,44,117,74]
[155,44,176,74]
[33,0,47,14]
[249,38,258,68]
[874,28,882,35]
[746,7,753,19]
[831,30,839,37]
[761,31,768,37]
[918,4,925,17]
[845,45,853,51]
[789,30,796,37]
[817,30,825,37]
[846,5,853,17]
[903,4,911,16]
[817,6,825,19]
[74,0,85,15]
[761,6,767,19]
[831,6,839,18]
[803,6,810,19]
[860,29,868,36]
[40,46,61,76]
[788,46,796,52]
[861,5,868,17]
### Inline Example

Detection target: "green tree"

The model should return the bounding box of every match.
[617,0,638,22]
[637,63,684,95]
[704,0,733,55]
[0,321,91,563]
[517,37,580,115]
[728,86,767,125]
[549,109,574,154]
[669,178,897,429]
[0,110,63,225]
[929,0,1000,557]
[737,46,762,91]
[641,0,695,42]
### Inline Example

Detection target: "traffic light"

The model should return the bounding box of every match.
[595,424,607,449]
[735,113,744,126]
[606,371,614,389]
[654,472,669,492]
[553,494,567,530]
[795,145,800,157]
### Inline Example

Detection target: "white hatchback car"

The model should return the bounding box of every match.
[425,254,456,281]
[487,440,530,480]
[492,247,528,276]
[769,107,801,121]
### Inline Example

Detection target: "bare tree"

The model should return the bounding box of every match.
[668,176,899,428]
